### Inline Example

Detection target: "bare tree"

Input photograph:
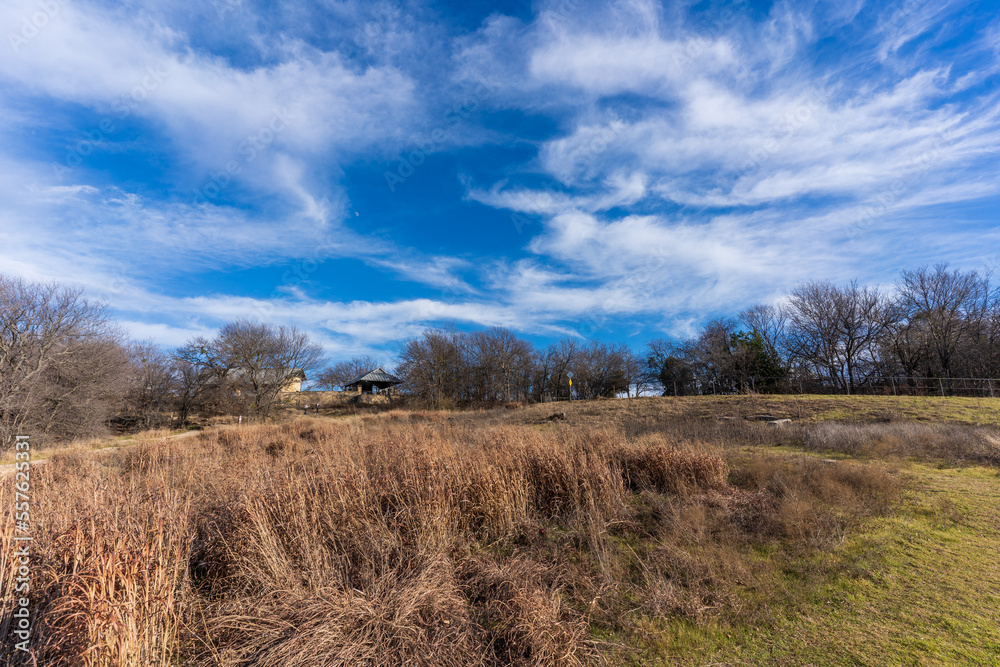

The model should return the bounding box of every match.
[169,358,206,427]
[315,355,382,390]
[397,327,542,405]
[542,339,579,400]
[0,275,122,448]
[33,336,131,440]
[470,327,534,402]
[645,338,695,396]
[221,320,325,417]
[740,304,789,370]
[785,281,891,393]
[173,336,239,418]
[572,340,627,399]
[620,346,644,397]
[396,329,466,407]
[896,265,994,378]
[882,297,927,381]
[177,319,324,419]
[687,319,742,394]
[116,341,176,430]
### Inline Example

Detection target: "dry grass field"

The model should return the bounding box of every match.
[2,396,1000,665]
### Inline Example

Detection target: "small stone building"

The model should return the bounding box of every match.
[280,369,307,393]
[345,367,403,394]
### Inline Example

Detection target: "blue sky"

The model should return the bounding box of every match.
[1,0,998,364]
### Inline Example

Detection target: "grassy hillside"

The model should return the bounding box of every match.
[502,394,1000,427]
[622,464,1000,665]
[2,397,999,665]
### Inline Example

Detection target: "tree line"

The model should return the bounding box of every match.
[391,328,644,406]
[0,274,324,447]
[2,263,998,446]
[647,265,1000,396]
[372,265,1000,404]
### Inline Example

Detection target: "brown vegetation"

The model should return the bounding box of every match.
[0,403,926,666]
[0,275,129,447]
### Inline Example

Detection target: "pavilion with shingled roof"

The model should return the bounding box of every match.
[345,367,403,394]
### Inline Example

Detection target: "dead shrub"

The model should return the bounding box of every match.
[524,447,605,520]
[875,409,903,423]
[639,540,749,622]
[202,557,481,667]
[725,490,782,536]
[723,453,901,549]
[618,444,728,495]
[727,454,792,497]
[29,492,191,666]
[807,460,901,515]
[460,555,593,666]
[805,422,1000,467]
[45,450,98,484]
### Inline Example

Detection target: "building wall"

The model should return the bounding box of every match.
[281,390,392,405]
[279,378,303,393]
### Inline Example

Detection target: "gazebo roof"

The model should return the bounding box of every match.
[345,367,402,387]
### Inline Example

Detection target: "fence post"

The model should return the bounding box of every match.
[938,378,945,397]
[989,378,995,398]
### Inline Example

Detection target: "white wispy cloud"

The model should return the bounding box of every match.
[1,0,420,235]
[449,0,1000,335]
[2,0,998,355]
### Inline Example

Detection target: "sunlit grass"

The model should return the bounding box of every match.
[619,464,1000,665]
[3,397,999,665]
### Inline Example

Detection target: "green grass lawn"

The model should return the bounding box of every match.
[660,394,1000,426]
[752,395,1000,426]
[627,463,1000,666]
[514,394,1000,429]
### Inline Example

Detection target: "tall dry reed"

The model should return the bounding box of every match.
[1,412,908,665]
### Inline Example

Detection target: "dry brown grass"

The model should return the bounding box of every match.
[802,421,1000,465]
[1,410,911,665]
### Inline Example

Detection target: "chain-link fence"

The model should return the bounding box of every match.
[669,376,1000,398]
